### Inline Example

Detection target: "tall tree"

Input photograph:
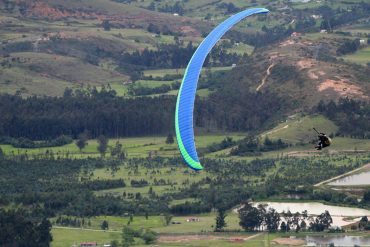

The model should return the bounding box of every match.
[363,190,370,203]
[76,131,89,152]
[36,218,53,247]
[142,230,158,244]
[280,221,288,232]
[111,141,126,160]
[101,220,109,230]
[215,208,227,231]
[102,20,111,31]
[359,216,368,230]
[265,208,280,232]
[97,135,109,157]
[164,214,173,225]
[165,133,174,144]
[122,226,135,247]
[309,210,333,232]
[238,202,262,231]
[110,240,119,247]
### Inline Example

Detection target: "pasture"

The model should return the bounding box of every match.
[0,133,247,158]
[344,46,370,65]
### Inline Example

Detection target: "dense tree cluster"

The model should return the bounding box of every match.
[0,157,169,217]
[0,208,52,247]
[238,202,333,232]
[157,2,185,15]
[122,226,158,246]
[318,3,370,31]
[239,203,280,231]
[0,92,175,139]
[0,84,289,140]
[216,2,241,14]
[230,136,289,156]
[170,201,212,215]
[0,153,367,221]
[119,42,242,72]
[54,216,89,228]
[311,189,358,206]
[0,135,72,148]
[3,41,33,53]
[119,42,196,69]
[127,84,172,96]
[336,39,361,55]
[206,137,235,153]
[82,179,126,190]
[197,90,288,132]
[227,25,293,48]
[131,179,149,187]
[264,157,363,196]
[270,64,305,87]
[317,98,370,138]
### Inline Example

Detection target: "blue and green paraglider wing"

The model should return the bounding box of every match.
[175,8,269,170]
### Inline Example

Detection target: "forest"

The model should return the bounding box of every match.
[317,98,370,138]
[0,87,287,140]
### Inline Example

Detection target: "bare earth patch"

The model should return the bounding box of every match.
[280,39,295,47]
[159,235,221,242]
[158,234,257,243]
[297,59,315,69]
[179,26,200,36]
[27,1,104,20]
[318,79,368,99]
[318,71,326,76]
[308,71,319,80]
[273,237,305,246]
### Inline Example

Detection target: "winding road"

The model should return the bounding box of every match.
[256,63,275,91]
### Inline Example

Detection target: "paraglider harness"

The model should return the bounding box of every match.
[313,128,331,150]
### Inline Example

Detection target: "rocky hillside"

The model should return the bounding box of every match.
[224,34,370,110]
[0,0,369,103]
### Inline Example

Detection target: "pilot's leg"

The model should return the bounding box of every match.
[315,142,322,150]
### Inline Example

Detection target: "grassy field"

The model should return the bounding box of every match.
[50,212,250,247]
[344,46,370,65]
[91,164,206,198]
[134,80,174,88]
[51,227,121,247]
[143,66,232,77]
[1,115,368,160]
[0,52,129,96]
[51,227,263,247]
[260,114,338,144]
[210,119,370,160]
[52,212,242,232]
[0,133,247,158]
[51,225,370,247]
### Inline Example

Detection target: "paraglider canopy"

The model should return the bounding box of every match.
[175,8,270,170]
